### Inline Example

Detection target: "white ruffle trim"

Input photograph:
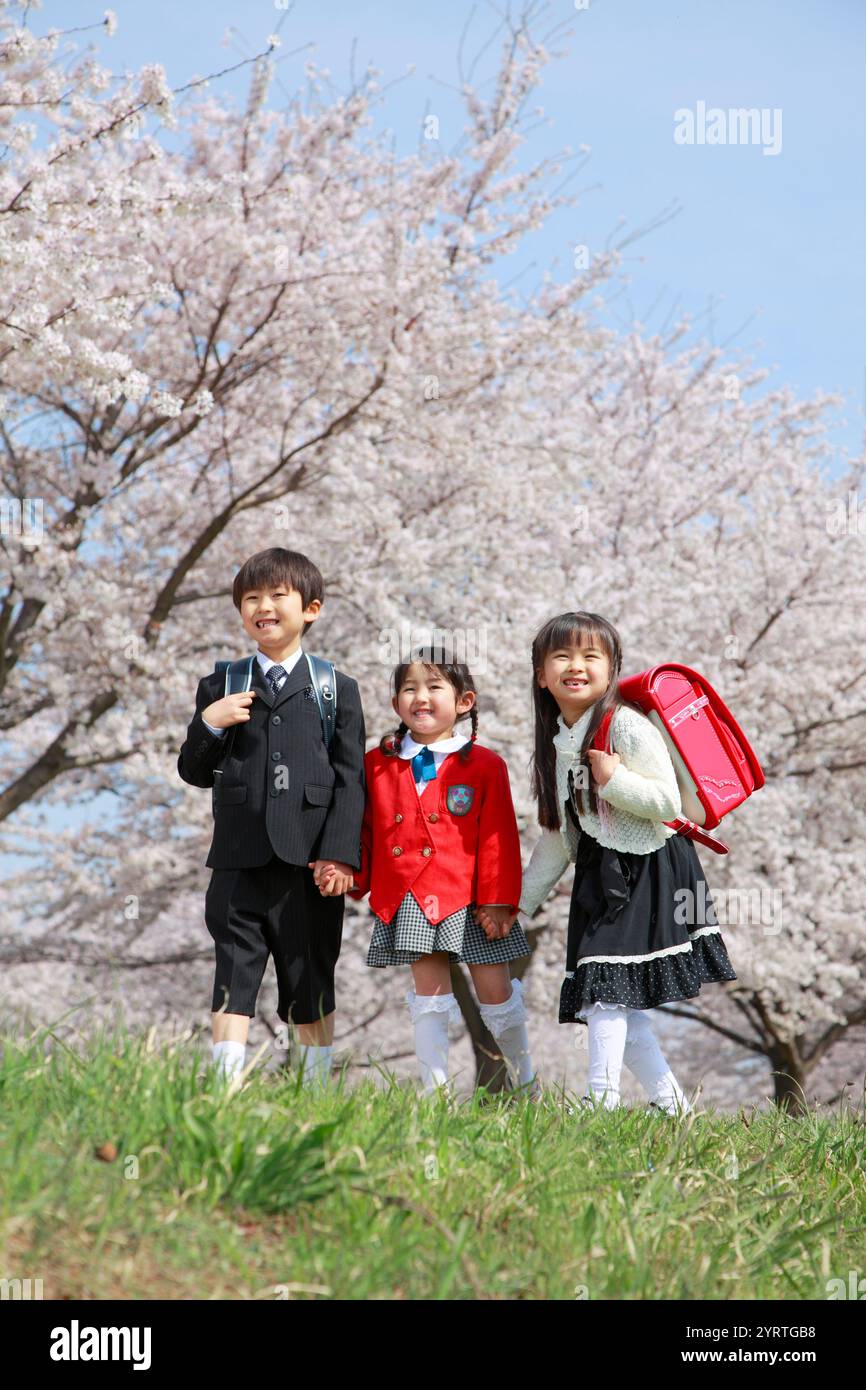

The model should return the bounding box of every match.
[577,999,629,1021]
[405,989,463,1026]
[477,976,528,1038]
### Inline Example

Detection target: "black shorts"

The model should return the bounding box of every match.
[204,854,343,1026]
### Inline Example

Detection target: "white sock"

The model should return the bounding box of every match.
[298,1043,333,1091]
[406,990,459,1094]
[212,1039,246,1079]
[478,978,536,1089]
[585,1003,628,1109]
[622,1010,691,1114]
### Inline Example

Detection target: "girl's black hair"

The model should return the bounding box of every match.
[380,645,478,763]
[529,611,642,830]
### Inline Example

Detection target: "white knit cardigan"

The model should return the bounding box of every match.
[518,702,682,918]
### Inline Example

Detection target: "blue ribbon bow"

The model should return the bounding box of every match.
[411,745,437,782]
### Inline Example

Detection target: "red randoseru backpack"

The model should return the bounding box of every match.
[590,664,764,855]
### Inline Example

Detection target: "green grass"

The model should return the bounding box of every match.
[1,1025,863,1300]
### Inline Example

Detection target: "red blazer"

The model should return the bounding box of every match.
[347,741,522,925]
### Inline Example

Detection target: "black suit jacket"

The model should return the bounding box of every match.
[177,654,366,871]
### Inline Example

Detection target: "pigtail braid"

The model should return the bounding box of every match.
[459,705,479,761]
[380,720,409,757]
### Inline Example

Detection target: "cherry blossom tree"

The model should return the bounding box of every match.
[1,2,863,1111]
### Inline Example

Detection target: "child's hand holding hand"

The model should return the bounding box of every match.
[587,748,621,788]
[476,905,517,940]
[202,690,258,728]
[309,860,354,896]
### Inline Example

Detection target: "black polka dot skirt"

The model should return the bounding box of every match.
[367,890,531,968]
[559,828,737,1025]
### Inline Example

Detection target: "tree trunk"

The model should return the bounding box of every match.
[450,963,506,1092]
[768,1037,809,1114]
[451,925,542,1094]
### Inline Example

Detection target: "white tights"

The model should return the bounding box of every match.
[584,1003,690,1114]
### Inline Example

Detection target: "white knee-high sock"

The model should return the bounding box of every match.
[623,1010,691,1114]
[406,990,460,1094]
[298,1043,333,1090]
[477,978,536,1088]
[585,1003,629,1108]
[212,1039,246,1079]
[413,1013,449,1091]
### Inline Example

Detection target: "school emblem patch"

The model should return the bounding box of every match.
[446,784,475,816]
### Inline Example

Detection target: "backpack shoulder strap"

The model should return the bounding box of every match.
[590,705,618,754]
[305,652,337,751]
[214,656,255,696]
[210,656,255,764]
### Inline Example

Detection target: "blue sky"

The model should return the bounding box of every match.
[40,0,866,469]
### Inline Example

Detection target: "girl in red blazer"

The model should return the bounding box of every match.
[330,646,538,1098]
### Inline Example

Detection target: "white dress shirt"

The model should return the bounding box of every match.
[202,645,305,737]
[397,728,470,791]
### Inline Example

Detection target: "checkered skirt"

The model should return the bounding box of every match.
[366,890,530,968]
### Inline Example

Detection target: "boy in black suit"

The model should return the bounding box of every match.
[178,548,366,1086]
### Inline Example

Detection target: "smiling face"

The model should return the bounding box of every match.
[239,583,321,661]
[536,632,612,726]
[392,661,475,745]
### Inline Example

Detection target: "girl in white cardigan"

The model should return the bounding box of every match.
[517,611,737,1115]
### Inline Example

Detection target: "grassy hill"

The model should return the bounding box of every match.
[1,1028,862,1300]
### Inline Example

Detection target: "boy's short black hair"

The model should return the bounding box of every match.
[232,548,324,637]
